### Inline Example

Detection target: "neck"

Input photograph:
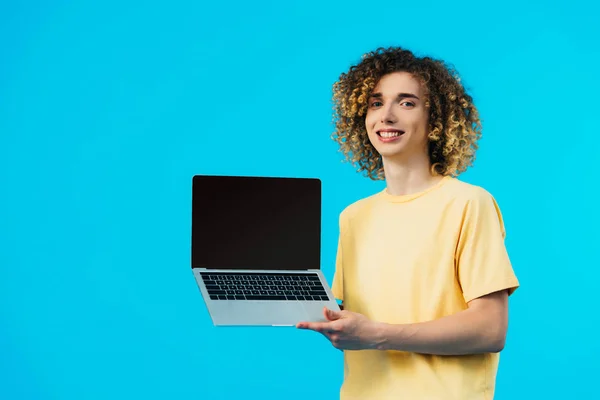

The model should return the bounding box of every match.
[382,154,443,196]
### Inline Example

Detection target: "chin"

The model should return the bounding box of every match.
[379,151,406,159]
[372,144,407,158]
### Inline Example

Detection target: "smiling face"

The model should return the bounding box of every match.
[365,71,430,164]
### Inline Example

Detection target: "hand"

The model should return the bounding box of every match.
[296,307,383,351]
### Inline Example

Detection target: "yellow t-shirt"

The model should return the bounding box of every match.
[331,176,520,400]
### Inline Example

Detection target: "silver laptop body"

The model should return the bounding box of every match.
[191,174,340,326]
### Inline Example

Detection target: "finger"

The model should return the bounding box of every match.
[296,322,323,331]
[324,307,342,321]
[296,321,332,332]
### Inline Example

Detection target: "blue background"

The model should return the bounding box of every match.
[1,0,598,399]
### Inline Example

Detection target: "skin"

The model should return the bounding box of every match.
[366,71,444,196]
[296,72,510,355]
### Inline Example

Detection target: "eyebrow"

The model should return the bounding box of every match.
[370,92,420,100]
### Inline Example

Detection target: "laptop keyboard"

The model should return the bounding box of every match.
[200,272,330,301]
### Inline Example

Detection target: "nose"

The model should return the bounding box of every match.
[380,104,397,124]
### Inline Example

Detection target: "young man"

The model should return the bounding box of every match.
[296,47,520,399]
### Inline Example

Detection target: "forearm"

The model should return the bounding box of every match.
[373,308,506,355]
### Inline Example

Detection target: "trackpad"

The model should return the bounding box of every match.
[300,302,330,322]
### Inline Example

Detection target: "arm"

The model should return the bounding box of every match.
[374,289,509,355]
[298,290,510,354]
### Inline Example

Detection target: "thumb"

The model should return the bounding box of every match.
[324,307,342,321]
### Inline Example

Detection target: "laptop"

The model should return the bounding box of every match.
[191,174,341,326]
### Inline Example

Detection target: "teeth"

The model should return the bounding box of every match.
[380,131,402,138]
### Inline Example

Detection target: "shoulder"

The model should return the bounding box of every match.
[443,177,500,209]
[337,191,381,227]
[445,178,507,233]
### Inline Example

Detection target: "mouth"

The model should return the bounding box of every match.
[376,129,405,138]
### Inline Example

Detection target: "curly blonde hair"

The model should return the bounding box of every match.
[331,46,482,180]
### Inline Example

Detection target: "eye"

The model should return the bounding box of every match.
[401,101,415,107]
[370,101,383,107]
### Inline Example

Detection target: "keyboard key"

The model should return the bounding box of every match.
[201,272,328,301]
[243,295,265,300]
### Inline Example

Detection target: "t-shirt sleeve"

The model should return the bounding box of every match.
[331,236,344,301]
[330,213,346,302]
[456,189,520,303]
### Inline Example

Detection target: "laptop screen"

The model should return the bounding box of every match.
[191,175,321,270]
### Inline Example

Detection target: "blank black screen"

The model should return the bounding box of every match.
[191,175,321,270]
